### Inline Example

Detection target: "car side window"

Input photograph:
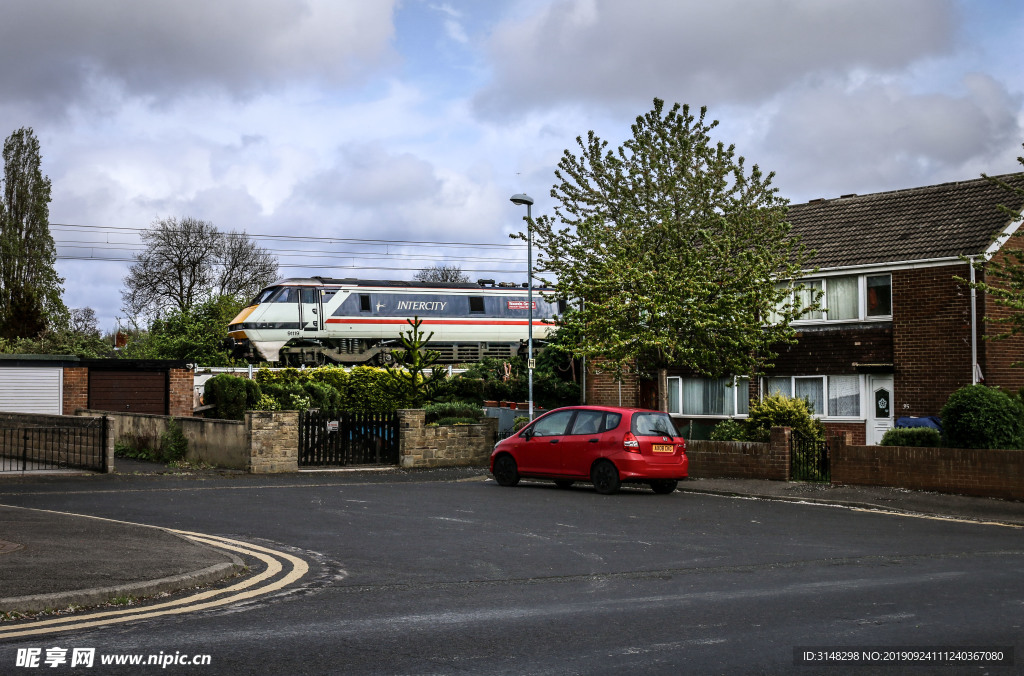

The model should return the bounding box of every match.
[604,413,622,431]
[569,410,604,436]
[531,410,575,437]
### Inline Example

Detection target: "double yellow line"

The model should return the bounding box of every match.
[0,525,308,639]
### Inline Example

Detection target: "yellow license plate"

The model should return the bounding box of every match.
[652,444,674,453]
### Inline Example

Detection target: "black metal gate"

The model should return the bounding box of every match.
[791,432,830,482]
[0,418,107,473]
[299,410,399,467]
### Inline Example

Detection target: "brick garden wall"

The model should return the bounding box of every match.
[686,427,791,480]
[831,435,1024,500]
[169,368,194,417]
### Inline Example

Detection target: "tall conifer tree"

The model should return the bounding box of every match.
[0,127,66,340]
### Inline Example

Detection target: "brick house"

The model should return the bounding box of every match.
[587,173,1024,444]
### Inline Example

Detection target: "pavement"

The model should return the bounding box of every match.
[1,461,1022,616]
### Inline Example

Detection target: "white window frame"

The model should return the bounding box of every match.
[760,374,865,421]
[666,376,750,418]
[781,272,892,325]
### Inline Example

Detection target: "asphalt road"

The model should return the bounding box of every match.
[1,471,1022,675]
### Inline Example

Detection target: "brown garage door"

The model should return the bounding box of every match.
[88,370,168,414]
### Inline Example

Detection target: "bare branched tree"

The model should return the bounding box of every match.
[122,216,278,323]
[413,264,469,283]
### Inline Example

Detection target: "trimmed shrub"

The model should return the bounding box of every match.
[424,401,484,424]
[940,384,1024,449]
[880,427,942,447]
[745,393,825,443]
[204,374,261,420]
[159,419,189,463]
[709,418,747,441]
[344,366,408,412]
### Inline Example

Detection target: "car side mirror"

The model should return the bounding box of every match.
[522,428,534,440]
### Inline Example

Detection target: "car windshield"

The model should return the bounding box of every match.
[632,412,679,437]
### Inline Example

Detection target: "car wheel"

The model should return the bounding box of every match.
[590,460,621,495]
[554,479,574,489]
[650,479,678,494]
[493,454,520,487]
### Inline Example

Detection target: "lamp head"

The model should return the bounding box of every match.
[509,193,534,206]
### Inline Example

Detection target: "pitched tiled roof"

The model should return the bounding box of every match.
[786,172,1024,269]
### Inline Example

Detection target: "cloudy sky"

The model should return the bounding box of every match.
[2,0,1022,332]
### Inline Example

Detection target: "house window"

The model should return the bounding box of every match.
[667,376,750,417]
[776,272,893,323]
[867,274,892,316]
[763,375,863,419]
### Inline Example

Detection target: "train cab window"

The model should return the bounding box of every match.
[271,287,299,303]
[469,296,485,313]
[300,288,318,304]
[251,287,278,305]
[359,294,371,312]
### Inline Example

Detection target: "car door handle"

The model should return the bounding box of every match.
[588,438,600,443]
[549,439,559,444]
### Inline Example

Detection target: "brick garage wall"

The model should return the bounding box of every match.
[248,410,298,473]
[62,367,88,415]
[687,427,791,480]
[169,368,194,417]
[832,436,1024,500]
[585,362,639,407]
[398,409,498,468]
[892,264,974,417]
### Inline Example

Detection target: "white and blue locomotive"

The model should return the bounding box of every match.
[227,277,563,365]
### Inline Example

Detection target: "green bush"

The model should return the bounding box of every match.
[260,382,312,411]
[424,401,484,424]
[880,427,942,447]
[940,384,1024,449]
[746,393,825,443]
[203,374,261,420]
[431,417,481,426]
[709,418,747,441]
[159,419,189,463]
[344,366,408,412]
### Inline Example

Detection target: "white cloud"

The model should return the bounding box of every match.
[0,0,399,115]
[476,0,955,118]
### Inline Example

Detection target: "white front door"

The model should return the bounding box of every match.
[868,375,894,445]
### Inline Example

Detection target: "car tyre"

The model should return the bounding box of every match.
[493,454,520,487]
[650,479,678,494]
[591,460,621,495]
[553,479,574,489]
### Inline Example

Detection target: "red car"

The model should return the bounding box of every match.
[490,405,688,495]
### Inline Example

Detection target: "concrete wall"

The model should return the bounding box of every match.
[686,427,791,481]
[0,411,113,472]
[398,409,498,468]
[77,409,248,470]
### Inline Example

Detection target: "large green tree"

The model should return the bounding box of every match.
[528,99,813,379]
[0,127,66,340]
[120,294,244,365]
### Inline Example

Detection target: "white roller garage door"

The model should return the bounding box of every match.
[0,367,63,415]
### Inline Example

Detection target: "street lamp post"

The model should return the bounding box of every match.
[510,193,535,421]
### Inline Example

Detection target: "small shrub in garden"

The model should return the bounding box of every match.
[159,419,189,463]
[880,427,941,447]
[204,374,261,420]
[745,393,825,443]
[940,384,1024,449]
[709,418,747,441]
[424,401,484,424]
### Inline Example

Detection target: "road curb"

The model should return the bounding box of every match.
[0,548,246,615]
[677,485,1024,527]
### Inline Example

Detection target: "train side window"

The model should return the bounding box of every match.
[360,294,371,312]
[300,288,318,304]
[469,296,485,313]
[558,299,567,314]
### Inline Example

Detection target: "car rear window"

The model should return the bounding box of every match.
[632,412,679,437]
